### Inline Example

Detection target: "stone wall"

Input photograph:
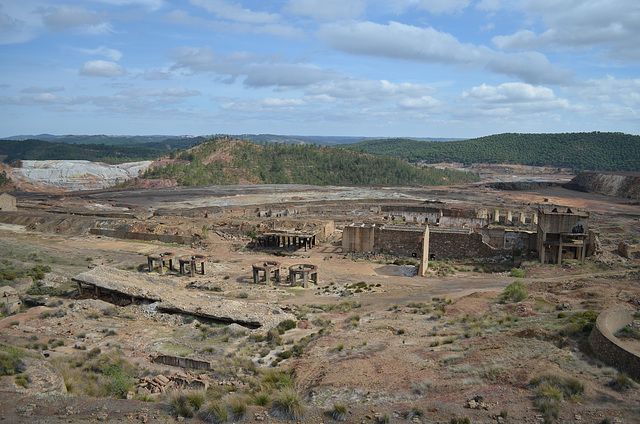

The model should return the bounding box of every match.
[588,306,640,379]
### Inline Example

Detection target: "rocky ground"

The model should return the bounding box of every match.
[0,175,639,423]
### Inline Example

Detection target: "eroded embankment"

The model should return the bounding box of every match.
[565,171,640,199]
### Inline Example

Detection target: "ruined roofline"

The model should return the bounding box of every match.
[538,206,588,217]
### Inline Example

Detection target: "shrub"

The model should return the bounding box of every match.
[103,365,134,398]
[226,395,248,421]
[0,345,25,376]
[325,403,347,421]
[530,374,584,424]
[450,417,470,424]
[509,268,526,278]
[252,391,270,406]
[270,386,308,421]
[500,280,527,303]
[167,390,196,418]
[277,319,297,334]
[609,373,635,391]
[201,401,227,423]
[411,379,433,394]
[15,373,29,388]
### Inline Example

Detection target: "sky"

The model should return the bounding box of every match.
[1,0,639,138]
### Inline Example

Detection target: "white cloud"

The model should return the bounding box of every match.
[77,46,123,61]
[567,76,640,107]
[283,0,366,20]
[166,9,302,39]
[144,70,171,80]
[118,87,200,97]
[21,86,65,93]
[317,20,573,84]
[169,46,337,88]
[4,93,73,105]
[476,0,503,11]
[221,97,306,112]
[0,8,34,44]
[39,5,107,33]
[306,78,436,103]
[416,0,470,15]
[243,63,339,88]
[93,0,165,10]
[189,0,281,24]
[79,60,126,77]
[492,0,640,62]
[397,96,440,109]
[461,82,556,102]
[459,82,569,115]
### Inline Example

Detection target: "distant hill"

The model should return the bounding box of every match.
[2,133,461,147]
[0,139,166,164]
[346,132,640,172]
[141,137,479,186]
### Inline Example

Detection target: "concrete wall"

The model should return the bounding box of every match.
[90,228,197,245]
[588,306,640,380]
[374,227,424,258]
[0,194,17,212]
[342,224,375,252]
[429,230,502,259]
[152,355,213,371]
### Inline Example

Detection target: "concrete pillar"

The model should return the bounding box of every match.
[77,281,83,295]
[519,212,526,224]
[558,235,563,265]
[159,260,164,275]
[302,272,308,288]
[493,209,500,223]
[532,213,538,225]
[148,258,153,272]
[506,211,513,224]
[253,268,259,284]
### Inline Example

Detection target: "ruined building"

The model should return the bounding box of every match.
[537,207,590,264]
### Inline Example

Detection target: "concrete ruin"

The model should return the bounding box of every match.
[73,266,295,329]
[0,193,17,212]
[252,261,282,285]
[0,286,21,314]
[537,207,589,264]
[255,230,318,251]
[178,254,206,276]
[288,264,318,288]
[147,252,175,274]
[343,206,594,266]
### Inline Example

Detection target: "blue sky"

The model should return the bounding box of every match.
[1,0,639,138]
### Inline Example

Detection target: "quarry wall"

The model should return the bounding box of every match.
[588,306,640,380]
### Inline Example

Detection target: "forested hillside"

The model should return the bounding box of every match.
[142,138,479,186]
[0,139,166,164]
[347,132,640,172]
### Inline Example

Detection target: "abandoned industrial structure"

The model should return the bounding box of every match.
[342,206,596,267]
